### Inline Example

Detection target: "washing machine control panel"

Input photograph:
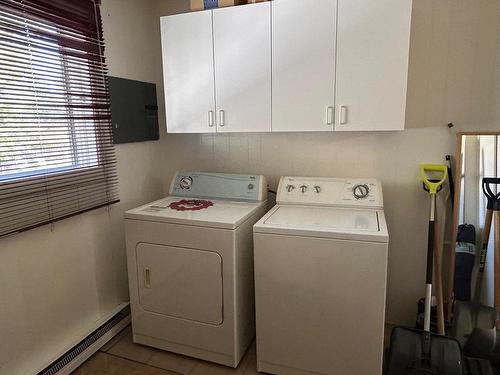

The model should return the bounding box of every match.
[170,172,267,201]
[277,177,383,209]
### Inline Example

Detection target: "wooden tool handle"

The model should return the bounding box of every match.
[495,210,500,330]
[473,210,493,305]
[484,178,500,329]
[446,143,462,322]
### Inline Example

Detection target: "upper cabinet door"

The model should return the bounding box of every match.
[161,12,216,133]
[213,3,272,133]
[335,0,412,131]
[272,0,337,132]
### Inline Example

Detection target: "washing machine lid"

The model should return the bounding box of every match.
[125,196,265,229]
[254,205,388,243]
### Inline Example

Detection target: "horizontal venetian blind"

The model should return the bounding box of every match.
[0,0,119,237]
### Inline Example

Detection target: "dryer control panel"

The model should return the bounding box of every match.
[169,172,267,201]
[277,177,383,209]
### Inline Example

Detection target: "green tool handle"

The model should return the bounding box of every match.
[420,164,448,195]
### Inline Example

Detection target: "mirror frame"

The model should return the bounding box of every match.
[446,131,500,320]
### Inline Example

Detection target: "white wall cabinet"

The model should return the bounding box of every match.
[161,1,412,133]
[213,3,271,133]
[335,0,412,131]
[272,0,337,132]
[161,3,271,134]
[161,12,216,133]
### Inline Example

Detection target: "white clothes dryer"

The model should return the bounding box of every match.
[125,172,268,367]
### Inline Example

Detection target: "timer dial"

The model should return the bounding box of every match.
[180,176,193,190]
[353,184,370,199]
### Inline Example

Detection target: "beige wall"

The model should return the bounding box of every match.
[1,1,500,374]
[0,1,167,374]
[406,0,500,131]
[154,0,500,325]
[494,6,500,126]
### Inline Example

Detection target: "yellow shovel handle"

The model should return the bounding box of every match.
[420,164,448,195]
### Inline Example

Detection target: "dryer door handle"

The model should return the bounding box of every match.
[144,268,151,288]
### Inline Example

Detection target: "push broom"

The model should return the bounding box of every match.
[385,164,463,375]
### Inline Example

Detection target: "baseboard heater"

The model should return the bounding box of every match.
[37,304,131,375]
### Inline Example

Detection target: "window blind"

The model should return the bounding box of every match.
[0,0,119,237]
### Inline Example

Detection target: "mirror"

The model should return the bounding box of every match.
[453,135,500,305]
[449,134,500,356]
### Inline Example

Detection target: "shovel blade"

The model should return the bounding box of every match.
[451,301,495,344]
[463,327,496,359]
[385,327,464,375]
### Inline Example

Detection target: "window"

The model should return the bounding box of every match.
[0,0,119,237]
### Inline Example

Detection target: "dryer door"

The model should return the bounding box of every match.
[136,243,223,325]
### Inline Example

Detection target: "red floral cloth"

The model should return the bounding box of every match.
[168,199,214,211]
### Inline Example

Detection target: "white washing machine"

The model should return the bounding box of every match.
[125,172,268,367]
[253,176,389,375]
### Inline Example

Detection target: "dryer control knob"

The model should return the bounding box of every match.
[286,185,295,193]
[300,185,308,193]
[353,184,370,199]
[314,186,321,193]
[180,176,193,190]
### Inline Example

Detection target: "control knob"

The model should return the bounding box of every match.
[286,185,295,192]
[314,186,321,193]
[353,184,370,199]
[179,176,193,190]
[300,185,308,193]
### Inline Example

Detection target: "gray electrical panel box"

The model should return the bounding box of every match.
[108,76,159,144]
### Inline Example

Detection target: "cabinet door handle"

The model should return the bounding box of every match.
[144,268,151,288]
[326,106,334,125]
[219,110,225,127]
[208,110,214,127]
[339,105,348,125]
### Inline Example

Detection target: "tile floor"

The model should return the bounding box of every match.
[74,324,395,374]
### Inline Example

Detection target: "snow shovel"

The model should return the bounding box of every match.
[385,164,464,375]
[462,178,500,359]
